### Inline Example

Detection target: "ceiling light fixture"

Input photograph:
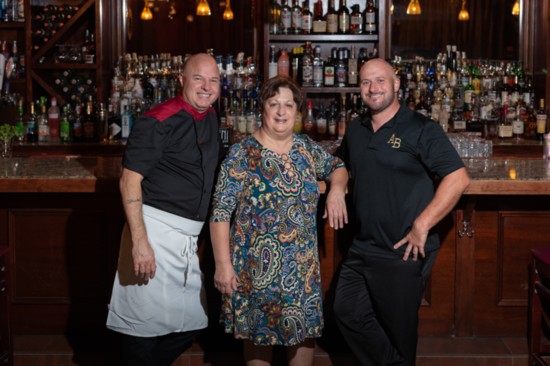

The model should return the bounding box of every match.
[223,0,234,20]
[196,0,211,16]
[406,0,421,15]
[140,1,153,20]
[458,0,469,21]
[512,0,520,16]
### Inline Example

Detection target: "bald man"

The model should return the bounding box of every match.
[333,58,470,365]
[107,53,222,366]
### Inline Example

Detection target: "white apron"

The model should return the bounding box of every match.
[106,205,208,337]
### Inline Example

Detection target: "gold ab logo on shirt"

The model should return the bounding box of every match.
[387,134,401,149]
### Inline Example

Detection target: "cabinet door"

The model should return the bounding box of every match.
[0,246,10,365]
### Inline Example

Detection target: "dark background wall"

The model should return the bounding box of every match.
[125,0,256,58]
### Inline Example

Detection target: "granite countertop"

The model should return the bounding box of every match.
[0,156,122,192]
[0,156,550,194]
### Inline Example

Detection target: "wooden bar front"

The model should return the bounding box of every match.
[0,156,549,364]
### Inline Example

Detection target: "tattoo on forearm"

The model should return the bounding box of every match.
[126,198,142,204]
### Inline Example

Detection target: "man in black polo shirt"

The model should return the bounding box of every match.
[106,53,222,366]
[333,58,470,365]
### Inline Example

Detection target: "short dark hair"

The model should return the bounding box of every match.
[259,76,304,112]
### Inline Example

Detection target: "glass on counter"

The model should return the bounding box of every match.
[448,132,493,158]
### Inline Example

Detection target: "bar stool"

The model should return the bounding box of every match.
[529,247,550,365]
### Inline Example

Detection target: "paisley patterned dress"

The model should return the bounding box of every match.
[210,134,344,346]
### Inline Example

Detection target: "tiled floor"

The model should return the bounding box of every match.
[12,335,530,365]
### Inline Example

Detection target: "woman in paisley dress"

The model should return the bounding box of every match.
[209,76,349,366]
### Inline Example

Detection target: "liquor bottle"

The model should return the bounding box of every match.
[72,103,83,142]
[324,48,336,87]
[358,47,369,67]
[97,102,109,142]
[512,106,524,140]
[349,4,363,34]
[236,94,247,135]
[302,0,312,34]
[37,99,50,142]
[108,103,122,141]
[497,104,513,139]
[47,97,60,140]
[312,46,323,87]
[291,0,302,34]
[335,48,348,87]
[326,0,338,34]
[348,45,358,86]
[524,100,537,140]
[226,94,238,131]
[293,102,302,133]
[120,104,132,140]
[327,100,338,140]
[277,49,290,78]
[536,99,547,142]
[301,41,314,87]
[269,0,282,34]
[316,101,327,140]
[450,104,466,133]
[59,105,71,143]
[312,0,326,34]
[268,45,278,79]
[303,99,316,139]
[290,47,303,82]
[10,40,19,79]
[15,98,25,142]
[338,94,347,139]
[82,29,95,63]
[348,94,361,125]
[280,0,292,34]
[364,0,377,35]
[415,94,430,117]
[26,101,38,143]
[82,97,97,141]
[338,0,350,34]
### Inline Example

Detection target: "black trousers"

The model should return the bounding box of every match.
[333,247,438,366]
[119,330,200,366]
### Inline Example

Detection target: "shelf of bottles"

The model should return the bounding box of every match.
[0,1,25,119]
[108,51,260,148]
[31,3,81,54]
[266,0,380,89]
[392,45,547,143]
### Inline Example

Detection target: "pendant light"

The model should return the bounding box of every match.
[196,0,211,16]
[512,0,520,16]
[390,1,394,15]
[140,1,153,20]
[406,0,421,15]
[458,0,469,21]
[223,0,234,20]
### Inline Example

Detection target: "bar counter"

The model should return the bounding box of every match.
[1,155,550,363]
[1,155,549,193]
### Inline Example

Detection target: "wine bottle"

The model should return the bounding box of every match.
[349,4,363,34]
[338,0,350,34]
[326,0,338,34]
[280,0,292,34]
[364,0,377,35]
[291,0,302,34]
[312,0,326,34]
[302,0,312,34]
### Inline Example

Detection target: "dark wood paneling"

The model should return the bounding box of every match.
[472,198,550,336]
[3,193,124,335]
